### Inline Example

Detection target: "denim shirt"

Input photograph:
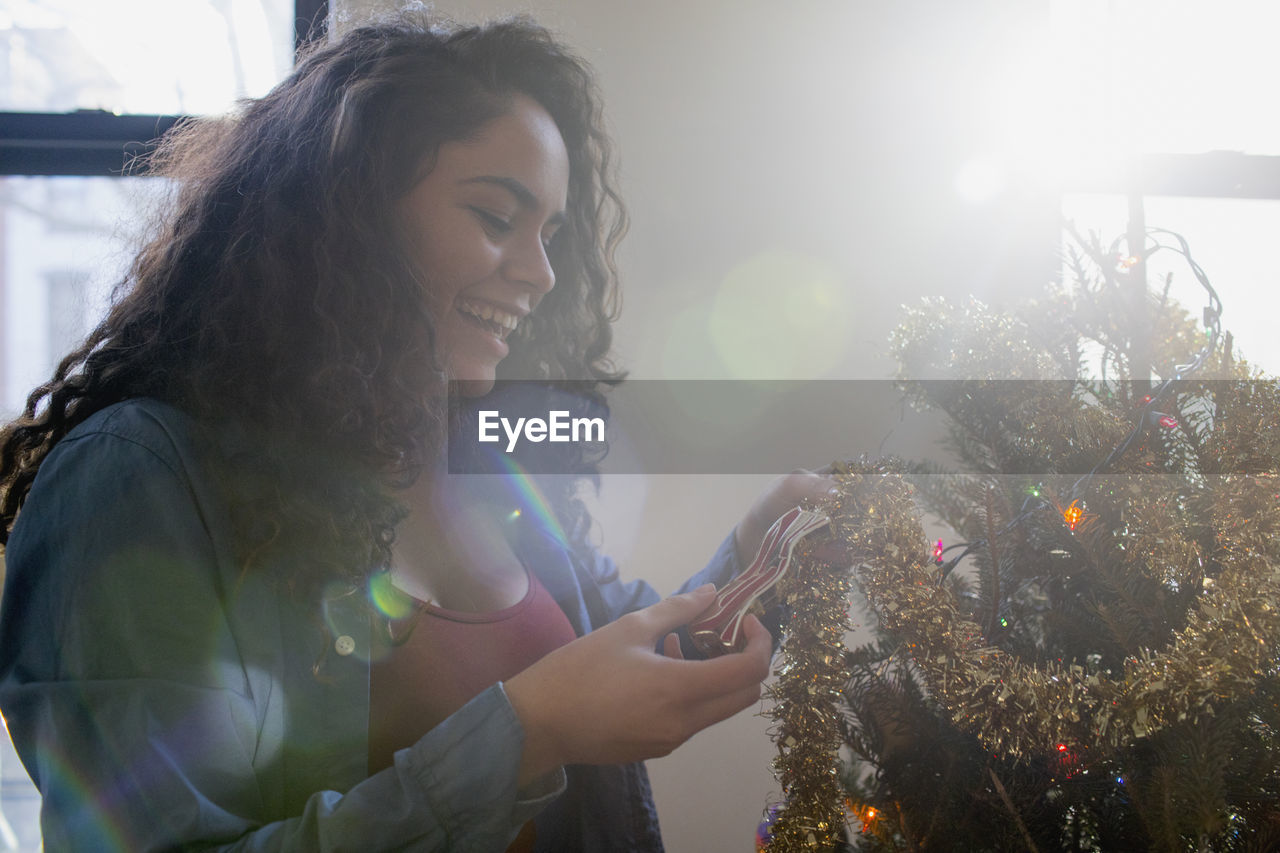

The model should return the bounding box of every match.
[0,399,741,852]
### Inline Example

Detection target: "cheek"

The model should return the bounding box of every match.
[399,203,461,295]
[397,199,501,309]
[409,231,467,305]
[431,242,503,305]
[422,251,487,308]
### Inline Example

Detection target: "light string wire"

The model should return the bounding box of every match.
[931,223,1222,587]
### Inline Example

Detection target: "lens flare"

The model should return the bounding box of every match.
[708,250,851,379]
[367,571,416,621]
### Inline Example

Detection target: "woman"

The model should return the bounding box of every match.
[0,13,832,851]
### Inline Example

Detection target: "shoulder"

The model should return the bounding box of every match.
[3,402,244,680]
[54,397,200,475]
[17,398,227,556]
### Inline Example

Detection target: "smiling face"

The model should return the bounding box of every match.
[398,95,570,397]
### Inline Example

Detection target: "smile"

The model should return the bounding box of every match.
[456,299,522,340]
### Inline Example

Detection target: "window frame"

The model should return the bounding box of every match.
[1064,152,1280,201]
[0,0,328,178]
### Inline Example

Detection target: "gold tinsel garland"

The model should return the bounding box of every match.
[765,395,1280,849]
[825,460,1280,760]
[762,527,854,852]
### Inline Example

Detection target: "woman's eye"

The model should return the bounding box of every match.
[472,208,513,235]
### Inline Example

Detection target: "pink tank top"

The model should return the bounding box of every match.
[367,567,578,786]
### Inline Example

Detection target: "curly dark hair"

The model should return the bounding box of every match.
[0,13,627,590]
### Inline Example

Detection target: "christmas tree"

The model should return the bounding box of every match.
[763,228,1280,852]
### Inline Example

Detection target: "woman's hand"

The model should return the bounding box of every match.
[504,585,771,786]
[733,469,839,567]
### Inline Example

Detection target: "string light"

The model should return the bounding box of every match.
[846,800,882,834]
[1063,501,1084,532]
[915,223,1219,586]
[933,539,944,563]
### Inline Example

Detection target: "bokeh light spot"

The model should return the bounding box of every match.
[368,571,416,621]
[708,250,852,379]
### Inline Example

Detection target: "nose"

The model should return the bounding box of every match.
[504,233,556,295]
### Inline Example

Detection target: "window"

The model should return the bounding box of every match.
[1048,1,1280,372]
[1064,192,1280,372]
[2,0,298,115]
[0,176,168,412]
[46,269,93,371]
[947,1,1280,373]
[0,1,327,418]
[0,3,325,845]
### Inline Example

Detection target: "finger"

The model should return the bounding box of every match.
[662,632,685,660]
[738,613,774,663]
[633,585,718,638]
[732,615,774,682]
[671,614,772,697]
[684,680,766,734]
[781,470,840,504]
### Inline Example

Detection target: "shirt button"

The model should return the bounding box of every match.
[334,635,356,656]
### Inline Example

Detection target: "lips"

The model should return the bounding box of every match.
[455,298,523,340]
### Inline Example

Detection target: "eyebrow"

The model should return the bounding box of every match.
[460,175,566,225]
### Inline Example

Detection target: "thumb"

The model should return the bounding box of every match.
[637,584,718,638]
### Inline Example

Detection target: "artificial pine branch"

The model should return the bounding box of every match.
[826,228,1279,851]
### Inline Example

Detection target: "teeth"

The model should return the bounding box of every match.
[458,300,520,333]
